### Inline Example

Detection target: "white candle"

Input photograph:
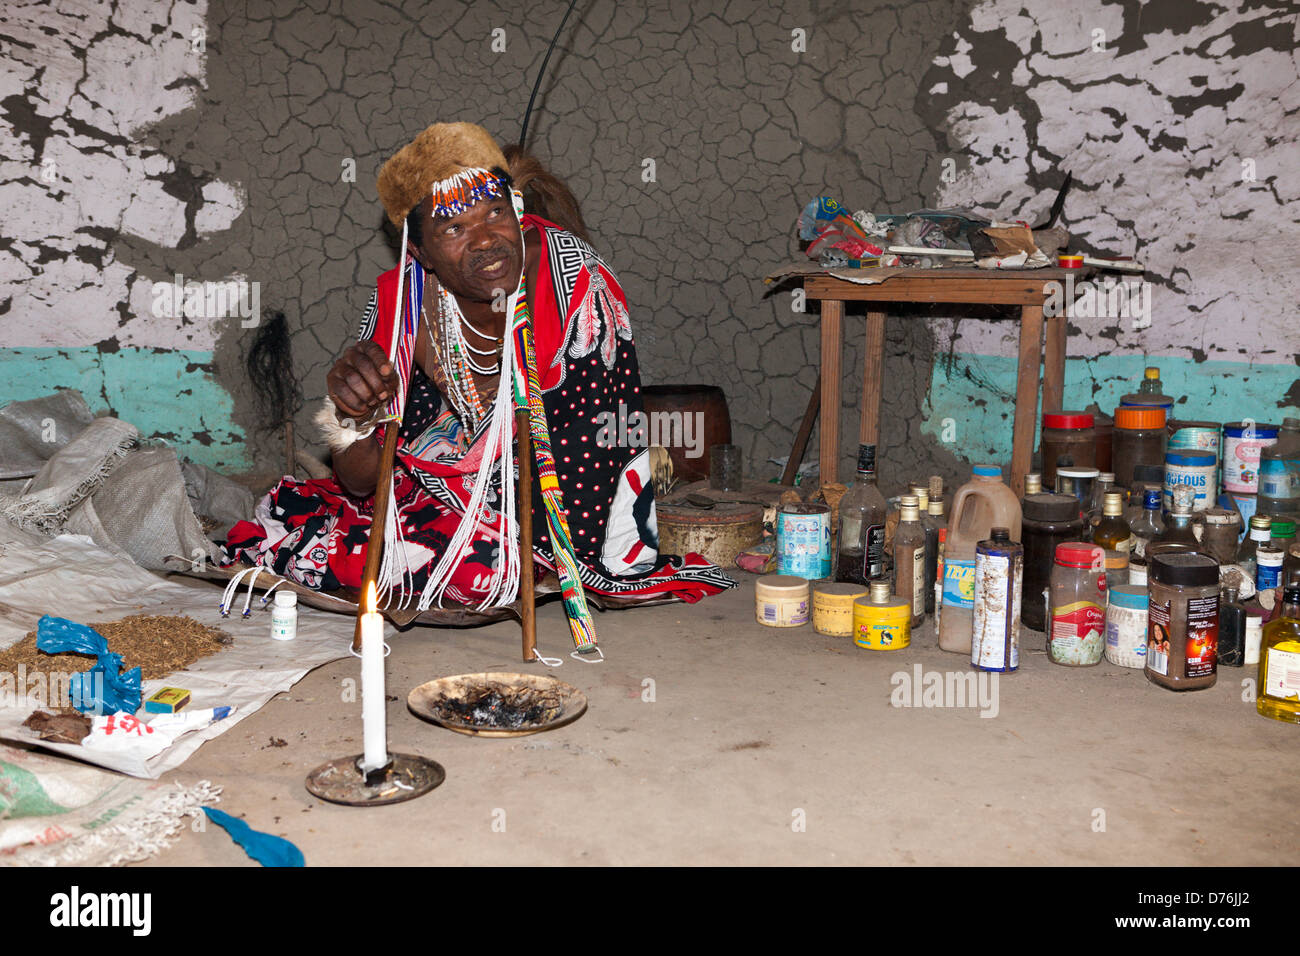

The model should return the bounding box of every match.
[360,582,388,773]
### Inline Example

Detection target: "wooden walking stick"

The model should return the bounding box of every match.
[353,421,402,653]
[517,407,536,662]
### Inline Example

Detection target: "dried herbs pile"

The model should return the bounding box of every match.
[0,613,232,690]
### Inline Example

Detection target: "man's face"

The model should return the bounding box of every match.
[409,190,522,304]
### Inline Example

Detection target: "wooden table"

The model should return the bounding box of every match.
[799,267,1082,497]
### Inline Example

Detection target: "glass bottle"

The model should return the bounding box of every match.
[835,443,887,585]
[928,475,945,511]
[1088,472,1117,531]
[1152,485,1199,551]
[1257,585,1300,723]
[1093,491,1132,551]
[922,496,945,616]
[910,484,929,514]
[892,495,926,626]
[1219,586,1245,667]
[1128,486,1164,557]
[1235,515,1274,581]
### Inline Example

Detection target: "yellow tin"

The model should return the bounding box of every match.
[853,583,912,650]
[812,582,869,636]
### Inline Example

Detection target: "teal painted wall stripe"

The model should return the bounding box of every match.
[923,353,1300,466]
[0,347,249,472]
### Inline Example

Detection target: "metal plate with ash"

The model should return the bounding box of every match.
[407,672,587,738]
[304,753,446,806]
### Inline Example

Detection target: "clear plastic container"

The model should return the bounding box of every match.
[1258,418,1300,518]
[939,464,1022,655]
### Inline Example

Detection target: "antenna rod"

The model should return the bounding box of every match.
[519,0,580,150]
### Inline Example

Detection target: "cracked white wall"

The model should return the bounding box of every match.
[0,0,249,467]
[920,0,1299,453]
[2,0,1294,486]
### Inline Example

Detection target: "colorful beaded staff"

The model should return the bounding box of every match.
[511,290,598,653]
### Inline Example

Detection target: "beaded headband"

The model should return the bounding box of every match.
[430,168,507,219]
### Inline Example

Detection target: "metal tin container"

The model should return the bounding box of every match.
[1168,419,1221,462]
[1223,421,1279,494]
[777,501,832,579]
[658,501,764,570]
[972,529,1023,672]
[812,582,868,637]
[1163,449,1217,513]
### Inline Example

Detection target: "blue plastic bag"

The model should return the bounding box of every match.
[35,615,143,715]
[203,807,305,867]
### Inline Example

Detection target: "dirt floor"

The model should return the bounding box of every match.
[139,581,1298,866]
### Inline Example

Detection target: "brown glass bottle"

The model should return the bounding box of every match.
[892,495,926,626]
[1092,491,1133,552]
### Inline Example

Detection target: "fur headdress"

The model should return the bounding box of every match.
[376,122,510,228]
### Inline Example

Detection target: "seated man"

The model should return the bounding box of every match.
[223,122,733,638]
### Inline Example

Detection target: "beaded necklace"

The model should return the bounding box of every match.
[423,287,504,433]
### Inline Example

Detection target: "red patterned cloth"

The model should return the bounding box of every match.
[222,216,735,607]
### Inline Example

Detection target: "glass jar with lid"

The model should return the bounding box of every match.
[1113,406,1168,489]
[1195,507,1243,565]
[1021,493,1084,632]
[1046,541,1108,666]
[1055,466,1100,515]
[1041,412,1096,488]
[1146,551,1219,691]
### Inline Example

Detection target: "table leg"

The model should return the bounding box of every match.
[860,311,886,447]
[1011,303,1045,498]
[819,300,844,486]
[1044,312,1066,415]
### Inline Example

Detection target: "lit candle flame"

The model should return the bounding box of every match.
[365,580,377,615]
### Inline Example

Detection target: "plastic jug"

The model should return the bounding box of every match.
[939,464,1023,654]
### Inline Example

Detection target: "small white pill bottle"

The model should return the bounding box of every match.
[271,590,298,641]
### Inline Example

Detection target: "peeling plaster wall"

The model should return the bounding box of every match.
[920,0,1300,467]
[2,0,1297,494]
[1,0,249,469]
